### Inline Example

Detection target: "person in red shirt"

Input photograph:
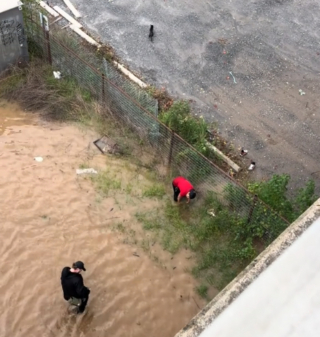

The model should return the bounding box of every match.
[172,176,196,203]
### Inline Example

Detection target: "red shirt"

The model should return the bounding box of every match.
[172,177,194,198]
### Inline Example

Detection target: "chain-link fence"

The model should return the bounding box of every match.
[23,6,290,242]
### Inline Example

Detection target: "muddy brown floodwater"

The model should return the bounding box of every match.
[0,100,206,337]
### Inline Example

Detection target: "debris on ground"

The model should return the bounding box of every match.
[34,157,43,162]
[149,25,154,42]
[76,168,98,174]
[229,71,237,84]
[63,0,82,18]
[248,161,256,171]
[229,169,235,177]
[93,136,121,155]
[240,148,248,157]
[53,71,61,79]
[218,38,227,45]
[207,130,214,143]
[299,89,306,96]
[207,209,215,217]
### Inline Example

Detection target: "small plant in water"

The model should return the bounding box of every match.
[115,222,126,233]
[92,170,121,196]
[79,162,90,169]
[125,183,133,195]
[196,284,209,299]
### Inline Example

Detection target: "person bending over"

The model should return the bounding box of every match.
[61,261,90,313]
[172,176,196,204]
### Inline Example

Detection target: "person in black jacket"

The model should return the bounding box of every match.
[61,261,90,313]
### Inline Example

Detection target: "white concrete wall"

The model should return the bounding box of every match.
[175,198,320,337]
[199,216,320,337]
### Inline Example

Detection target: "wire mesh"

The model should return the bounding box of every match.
[22,7,290,242]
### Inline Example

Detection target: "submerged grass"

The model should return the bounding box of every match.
[134,192,258,295]
[91,170,121,196]
[196,284,209,300]
[143,184,166,199]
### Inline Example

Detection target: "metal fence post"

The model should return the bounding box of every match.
[247,194,258,224]
[41,15,52,65]
[45,30,52,65]
[167,130,175,168]
[101,73,105,102]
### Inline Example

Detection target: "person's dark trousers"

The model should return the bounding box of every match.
[172,183,180,202]
[78,294,89,313]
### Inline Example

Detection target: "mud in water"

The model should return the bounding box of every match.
[0,100,205,337]
[0,101,35,135]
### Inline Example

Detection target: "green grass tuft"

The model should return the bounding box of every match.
[143,184,166,198]
[92,170,121,196]
[196,284,208,299]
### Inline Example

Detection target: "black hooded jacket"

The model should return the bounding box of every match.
[61,267,90,300]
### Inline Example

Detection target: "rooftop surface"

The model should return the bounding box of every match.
[199,216,320,337]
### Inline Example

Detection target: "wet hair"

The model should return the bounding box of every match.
[189,189,196,199]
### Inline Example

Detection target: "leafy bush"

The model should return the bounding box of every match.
[294,180,317,215]
[248,175,317,222]
[159,101,209,154]
[248,174,293,220]
[224,183,250,211]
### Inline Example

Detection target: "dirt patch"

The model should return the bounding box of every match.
[0,100,34,135]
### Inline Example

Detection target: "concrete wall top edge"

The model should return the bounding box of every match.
[175,198,320,337]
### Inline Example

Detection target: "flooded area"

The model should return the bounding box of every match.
[0,100,205,337]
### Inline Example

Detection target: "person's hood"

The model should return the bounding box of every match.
[61,267,72,280]
[61,266,82,281]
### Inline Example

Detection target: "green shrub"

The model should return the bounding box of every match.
[26,37,44,59]
[294,179,317,215]
[248,174,293,220]
[159,101,209,154]
[224,183,250,211]
[248,175,317,222]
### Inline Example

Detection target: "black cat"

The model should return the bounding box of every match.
[149,25,154,42]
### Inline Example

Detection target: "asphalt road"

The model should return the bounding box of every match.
[52,0,320,192]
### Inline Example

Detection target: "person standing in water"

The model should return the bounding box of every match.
[61,261,90,313]
[172,176,196,204]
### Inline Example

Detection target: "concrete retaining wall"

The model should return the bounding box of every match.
[175,198,320,337]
